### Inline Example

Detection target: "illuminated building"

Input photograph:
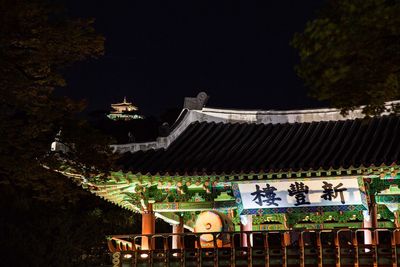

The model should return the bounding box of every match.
[107,97,143,121]
[55,94,400,266]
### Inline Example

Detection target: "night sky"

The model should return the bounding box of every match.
[61,1,325,116]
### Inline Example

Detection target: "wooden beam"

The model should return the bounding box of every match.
[153,201,236,212]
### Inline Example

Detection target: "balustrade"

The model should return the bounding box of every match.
[109,228,400,267]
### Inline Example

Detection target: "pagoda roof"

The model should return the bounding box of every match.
[116,112,400,176]
[112,102,134,106]
[111,102,137,108]
[110,97,138,110]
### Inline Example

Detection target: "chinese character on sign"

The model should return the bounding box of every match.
[288,182,311,206]
[251,185,265,206]
[251,184,282,207]
[321,181,347,204]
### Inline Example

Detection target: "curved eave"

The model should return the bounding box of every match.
[114,163,400,181]
[53,163,399,230]
[55,169,194,228]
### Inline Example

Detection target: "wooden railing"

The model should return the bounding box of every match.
[108,228,400,266]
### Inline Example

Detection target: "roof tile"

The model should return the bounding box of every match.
[117,116,400,176]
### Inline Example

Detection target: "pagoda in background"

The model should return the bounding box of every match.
[107,97,144,121]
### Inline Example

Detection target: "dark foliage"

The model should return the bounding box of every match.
[0,0,138,265]
[0,184,136,266]
[292,0,400,115]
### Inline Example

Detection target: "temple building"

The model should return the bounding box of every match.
[55,94,400,266]
[107,97,144,121]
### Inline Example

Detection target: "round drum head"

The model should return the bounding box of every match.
[195,211,223,242]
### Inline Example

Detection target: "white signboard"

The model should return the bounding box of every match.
[232,177,367,215]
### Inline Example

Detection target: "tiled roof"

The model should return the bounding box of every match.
[116,115,400,176]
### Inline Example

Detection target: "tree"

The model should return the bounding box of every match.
[292,0,400,115]
[0,1,137,266]
[0,183,137,266]
[0,0,111,200]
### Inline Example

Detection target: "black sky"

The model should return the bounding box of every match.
[61,0,325,116]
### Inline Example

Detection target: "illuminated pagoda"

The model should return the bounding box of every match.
[107,97,144,120]
[55,93,400,266]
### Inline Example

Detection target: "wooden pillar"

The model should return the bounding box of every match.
[371,202,378,245]
[240,215,252,247]
[141,203,155,250]
[394,211,400,244]
[371,203,378,228]
[283,214,291,246]
[363,202,378,245]
[363,210,373,244]
[172,216,184,249]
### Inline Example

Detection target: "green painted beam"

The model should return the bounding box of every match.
[154,201,236,212]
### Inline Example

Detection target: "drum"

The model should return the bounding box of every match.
[194,211,234,248]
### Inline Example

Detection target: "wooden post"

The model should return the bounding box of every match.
[371,202,378,245]
[240,215,252,247]
[141,203,155,250]
[394,211,400,244]
[172,216,184,249]
[364,198,378,245]
[363,210,373,245]
[283,214,291,246]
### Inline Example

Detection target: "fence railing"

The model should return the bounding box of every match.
[108,228,400,266]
